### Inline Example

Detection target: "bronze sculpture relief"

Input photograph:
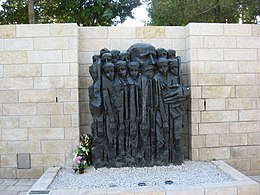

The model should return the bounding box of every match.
[89,43,189,168]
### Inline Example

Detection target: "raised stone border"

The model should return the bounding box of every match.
[26,161,259,195]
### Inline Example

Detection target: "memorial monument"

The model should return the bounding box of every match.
[89,43,189,168]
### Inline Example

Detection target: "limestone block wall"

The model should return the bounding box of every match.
[0,23,259,178]
[0,24,79,178]
[187,23,260,175]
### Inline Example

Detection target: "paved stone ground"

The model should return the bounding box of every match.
[0,176,259,195]
[0,179,37,195]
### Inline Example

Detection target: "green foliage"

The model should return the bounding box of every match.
[147,0,260,26]
[0,0,141,26]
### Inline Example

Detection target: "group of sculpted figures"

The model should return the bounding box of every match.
[88,43,189,168]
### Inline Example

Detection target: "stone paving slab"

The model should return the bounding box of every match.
[0,179,36,195]
[22,160,260,195]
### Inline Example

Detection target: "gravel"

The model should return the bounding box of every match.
[48,161,234,190]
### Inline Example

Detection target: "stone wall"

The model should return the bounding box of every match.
[0,24,80,178]
[187,23,260,176]
[0,23,259,178]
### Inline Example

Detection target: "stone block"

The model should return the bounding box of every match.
[4,38,33,51]
[0,78,33,90]
[0,105,2,115]
[63,50,78,63]
[226,98,257,110]
[0,116,18,128]
[206,99,225,111]
[0,168,16,179]
[0,141,8,154]
[239,61,260,73]
[206,135,219,147]
[80,38,110,52]
[190,87,201,98]
[191,135,205,148]
[236,86,257,98]
[231,147,248,158]
[65,76,78,88]
[37,103,63,115]
[34,37,70,50]
[165,26,187,38]
[64,102,79,114]
[68,37,78,50]
[17,167,43,179]
[0,25,15,38]
[19,116,50,128]
[41,140,72,153]
[16,24,50,37]
[34,77,64,89]
[201,111,238,122]
[204,36,236,48]
[0,90,18,103]
[31,154,65,167]
[239,110,258,121]
[197,49,223,60]
[190,111,200,123]
[50,23,78,37]
[186,49,198,61]
[0,64,3,77]
[110,38,141,51]
[226,159,251,171]
[8,141,41,153]
[198,74,225,85]
[136,26,165,38]
[230,122,259,134]
[186,36,204,49]
[190,61,204,74]
[4,64,41,77]
[65,127,80,140]
[57,89,72,102]
[140,39,172,49]
[0,154,16,167]
[190,148,199,160]
[2,128,28,140]
[225,74,255,85]
[224,24,251,36]
[42,63,70,76]
[248,145,260,158]
[28,51,63,63]
[188,23,224,36]
[79,26,108,39]
[204,61,238,73]
[202,86,235,98]
[108,27,135,38]
[171,39,185,50]
[248,133,260,145]
[252,24,260,36]
[29,128,64,140]
[69,63,79,76]
[224,49,257,61]
[237,181,260,195]
[51,115,71,127]
[3,103,36,115]
[0,51,27,64]
[19,89,56,103]
[199,147,230,160]
[219,133,247,146]
[0,39,3,51]
[251,158,260,170]
[237,36,260,48]
[199,123,229,135]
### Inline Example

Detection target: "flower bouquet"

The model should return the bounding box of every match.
[73,134,93,174]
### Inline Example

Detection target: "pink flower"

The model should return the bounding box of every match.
[73,156,82,164]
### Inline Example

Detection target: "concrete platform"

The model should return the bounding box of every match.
[25,161,259,195]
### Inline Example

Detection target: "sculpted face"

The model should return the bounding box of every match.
[128,61,140,79]
[101,53,112,64]
[157,58,168,76]
[116,61,127,78]
[103,63,115,81]
[168,59,179,76]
